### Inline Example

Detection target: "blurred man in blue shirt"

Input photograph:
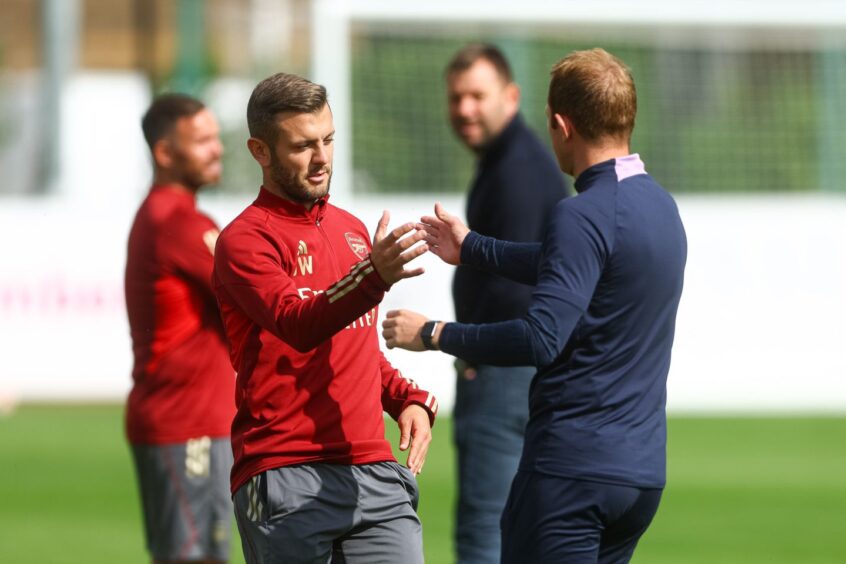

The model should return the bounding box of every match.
[444,43,568,564]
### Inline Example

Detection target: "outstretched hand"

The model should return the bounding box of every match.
[371,210,428,285]
[418,202,469,266]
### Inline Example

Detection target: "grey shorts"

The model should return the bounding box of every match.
[131,436,233,561]
[233,461,423,564]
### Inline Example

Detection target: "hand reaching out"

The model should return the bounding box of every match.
[382,309,437,352]
[418,202,469,266]
[370,210,429,285]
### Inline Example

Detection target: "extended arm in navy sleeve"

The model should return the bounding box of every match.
[460,231,542,286]
[441,203,607,367]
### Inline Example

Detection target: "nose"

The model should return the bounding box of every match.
[313,142,329,165]
[214,139,224,157]
[456,96,476,118]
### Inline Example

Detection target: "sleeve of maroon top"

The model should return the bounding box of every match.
[213,224,391,352]
[167,210,219,302]
[377,350,438,426]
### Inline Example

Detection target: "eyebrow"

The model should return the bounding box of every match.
[290,130,335,145]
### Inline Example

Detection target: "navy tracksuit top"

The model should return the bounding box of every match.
[440,154,688,488]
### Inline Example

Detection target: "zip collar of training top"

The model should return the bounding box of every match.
[573,154,645,194]
[253,186,329,224]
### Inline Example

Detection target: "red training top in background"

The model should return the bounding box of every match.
[125,185,235,444]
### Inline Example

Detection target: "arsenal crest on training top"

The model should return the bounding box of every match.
[345,232,369,260]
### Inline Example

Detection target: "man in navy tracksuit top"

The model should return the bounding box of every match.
[383,48,687,563]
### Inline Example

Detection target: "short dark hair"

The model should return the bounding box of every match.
[445,43,513,83]
[141,93,205,151]
[548,48,637,142]
[247,73,328,143]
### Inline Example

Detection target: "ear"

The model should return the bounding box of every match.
[151,138,173,169]
[505,82,520,109]
[247,137,271,167]
[554,113,572,139]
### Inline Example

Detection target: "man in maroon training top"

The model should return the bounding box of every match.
[213,73,437,563]
[125,94,235,564]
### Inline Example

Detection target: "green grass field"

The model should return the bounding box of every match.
[1,406,844,563]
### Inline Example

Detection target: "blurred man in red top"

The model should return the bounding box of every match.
[125,94,235,564]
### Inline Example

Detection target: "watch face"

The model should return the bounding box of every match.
[422,321,439,350]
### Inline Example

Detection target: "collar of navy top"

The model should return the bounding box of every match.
[574,154,645,194]
[477,113,524,165]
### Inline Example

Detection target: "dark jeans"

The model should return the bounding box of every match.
[453,361,533,564]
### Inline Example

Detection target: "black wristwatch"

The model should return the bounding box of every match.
[420,320,441,350]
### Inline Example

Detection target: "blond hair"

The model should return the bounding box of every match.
[548,48,636,142]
